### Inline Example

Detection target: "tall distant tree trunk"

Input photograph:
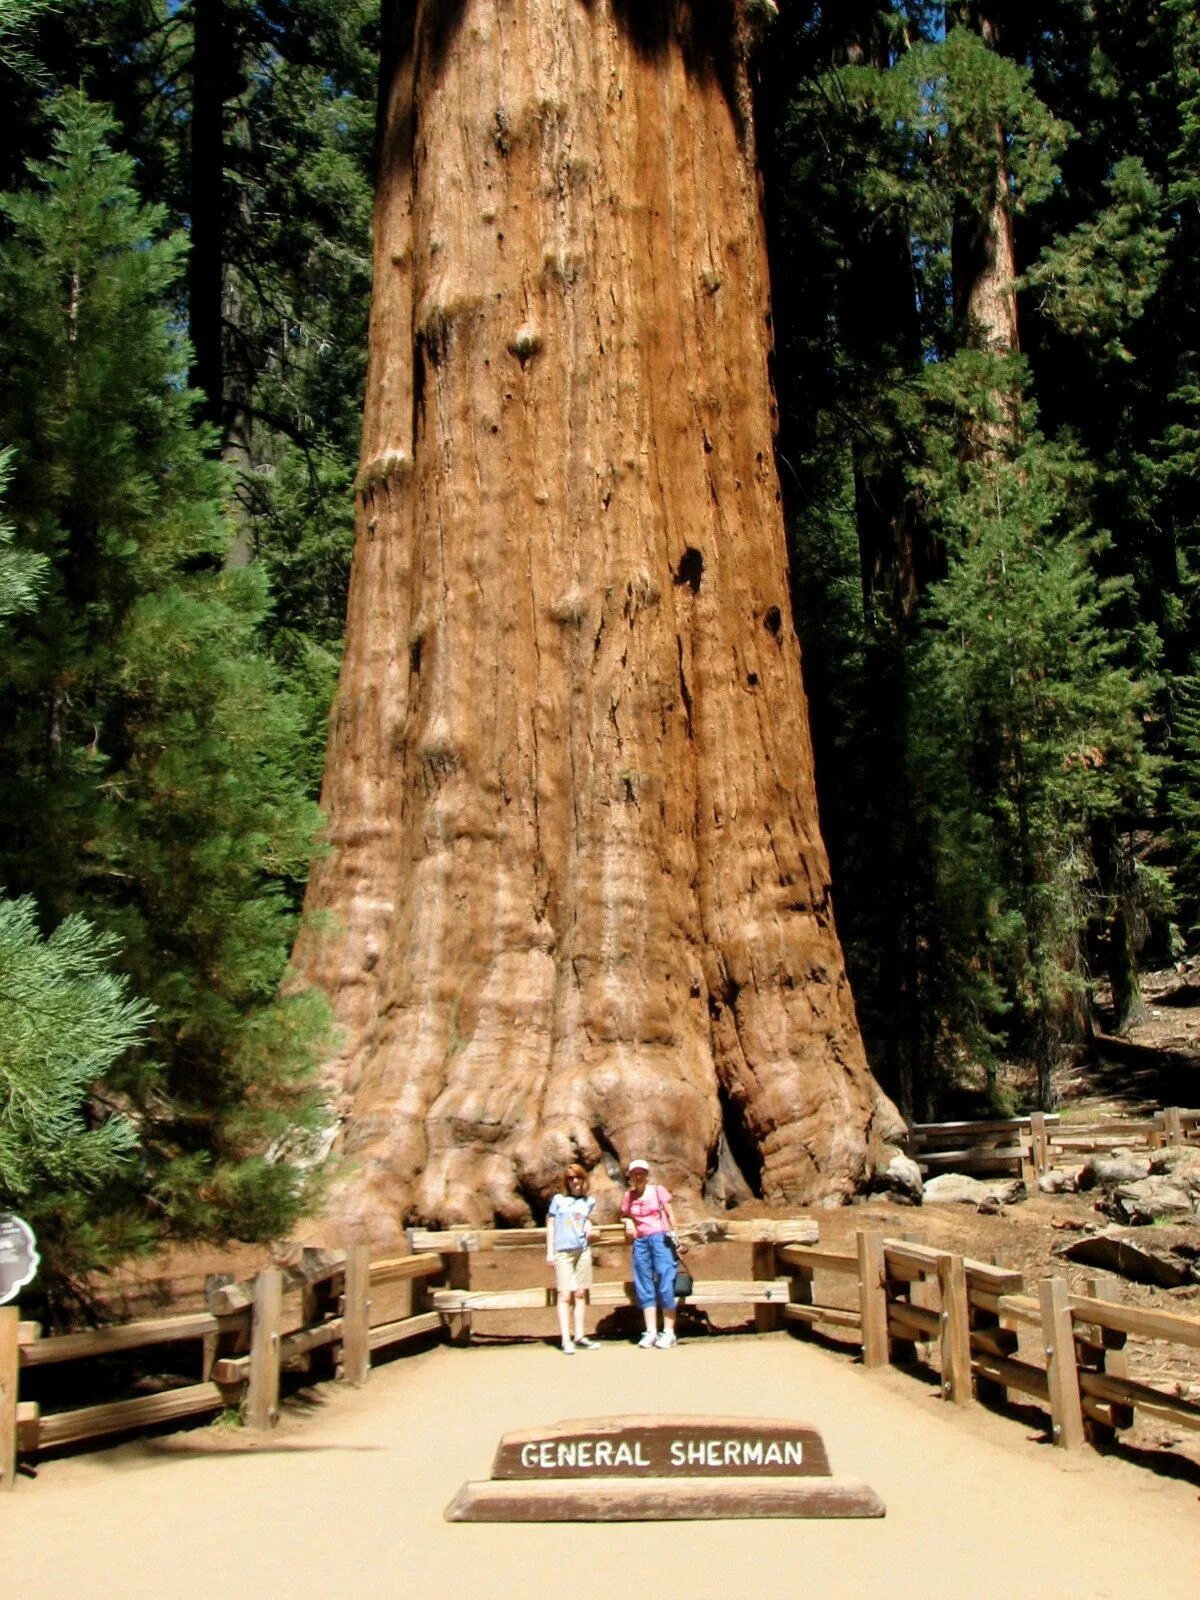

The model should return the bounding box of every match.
[950,7,1019,361]
[844,14,928,625]
[189,0,225,428]
[189,0,256,566]
[294,0,901,1237]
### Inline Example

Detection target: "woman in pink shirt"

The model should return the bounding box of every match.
[620,1158,678,1348]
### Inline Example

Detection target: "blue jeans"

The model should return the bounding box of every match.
[632,1232,677,1311]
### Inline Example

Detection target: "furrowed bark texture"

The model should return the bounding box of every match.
[294,0,900,1239]
[952,11,1019,362]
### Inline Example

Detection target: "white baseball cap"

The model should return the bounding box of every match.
[626,1158,650,1173]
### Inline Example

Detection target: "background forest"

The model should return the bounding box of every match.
[1,0,1198,1299]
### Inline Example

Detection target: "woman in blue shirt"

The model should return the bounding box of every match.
[546,1164,599,1353]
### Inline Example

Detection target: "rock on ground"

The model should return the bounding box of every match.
[871,1151,924,1205]
[1077,1151,1153,1190]
[922,1173,1024,1207]
[1038,1163,1089,1195]
[1099,1176,1197,1226]
[1055,1228,1200,1288]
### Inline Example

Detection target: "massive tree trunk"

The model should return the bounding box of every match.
[293,0,901,1239]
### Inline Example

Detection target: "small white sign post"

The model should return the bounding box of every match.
[0,1214,37,1307]
[1,1214,37,1490]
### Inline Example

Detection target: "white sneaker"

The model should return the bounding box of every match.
[637,1331,658,1348]
[654,1331,677,1349]
[575,1336,600,1351]
[561,1339,575,1354]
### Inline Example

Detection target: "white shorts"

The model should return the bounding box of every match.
[554,1248,593,1295]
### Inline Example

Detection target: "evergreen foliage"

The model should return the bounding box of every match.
[0,894,152,1308]
[0,93,332,1257]
[762,4,1169,1109]
[908,401,1153,1099]
[0,449,47,622]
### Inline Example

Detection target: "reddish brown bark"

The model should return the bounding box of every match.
[293,0,901,1240]
[952,10,1019,360]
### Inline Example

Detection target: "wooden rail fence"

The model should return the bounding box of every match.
[765,1229,1200,1451]
[5,1207,1200,1489]
[908,1105,1200,1184]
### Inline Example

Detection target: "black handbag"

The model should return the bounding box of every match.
[666,1233,693,1299]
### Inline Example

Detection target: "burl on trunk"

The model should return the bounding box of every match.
[293,0,901,1238]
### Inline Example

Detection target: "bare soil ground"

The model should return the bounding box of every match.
[5,1333,1198,1600]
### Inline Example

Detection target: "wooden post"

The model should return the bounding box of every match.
[753,1242,778,1333]
[1039,1275,1085,1450]
[936,1253,973,1406]
[784,1254,814,1333]
[246,1268,283,1431]
[1081,1272,1132,1442]
[972,1253,1013,1405]
[1164,1106,1184,1147]
[298,1249,339,1383]
[855,1230,889,1369]
[1,1306,18,1491]
[206,1273,252,1411]
[342,1245,371,1386]
[886,1237,919,1366]
[1029,1112,1048,1178]
[444,1250,472,1346]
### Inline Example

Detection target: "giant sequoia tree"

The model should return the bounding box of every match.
[295,0,901,1234]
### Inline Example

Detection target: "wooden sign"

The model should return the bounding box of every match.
[0,1216,38,1307]
[446,1414,884,1522]
[493,1415,831,1478]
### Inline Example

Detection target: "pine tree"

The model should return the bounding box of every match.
[0,449,47,622]
[0,2,377,789]
[0,895,153,1314]
[0,92,332,1245]
[908,392,1155,1101]
[760,7,1161,1105]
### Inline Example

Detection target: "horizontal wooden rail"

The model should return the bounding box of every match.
[781,1303,861,1330]
[994,1293,1043,1328]
[969,1325,1019,1360]
[35,1382,225,1450]
[882,1242,939,1282]
[887,1302,939,1339]
[963,1262,1025,1295]
[909,1115,1059,1138]
[1067,1295,1200,1350]
[970,1352,1050,1402]
[1077,1369,1200,1431]
[409,1218,818,1253]
[712,1221,820,1245]
[18,1312,238,1367]
[212,1304,445,1383]
[918,1146,1029,1169]
[369,1311,442,1352]
[281,1319,344,1361]
[216,1316,348,1382]
[430,1279,792,1314]
[776,1245,857,1276]
[1051,1119,1164,1139]
[1048,1135,1152,1151]
[369,1255,444,1286]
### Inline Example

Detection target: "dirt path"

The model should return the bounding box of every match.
[4,1333,1197,1600]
